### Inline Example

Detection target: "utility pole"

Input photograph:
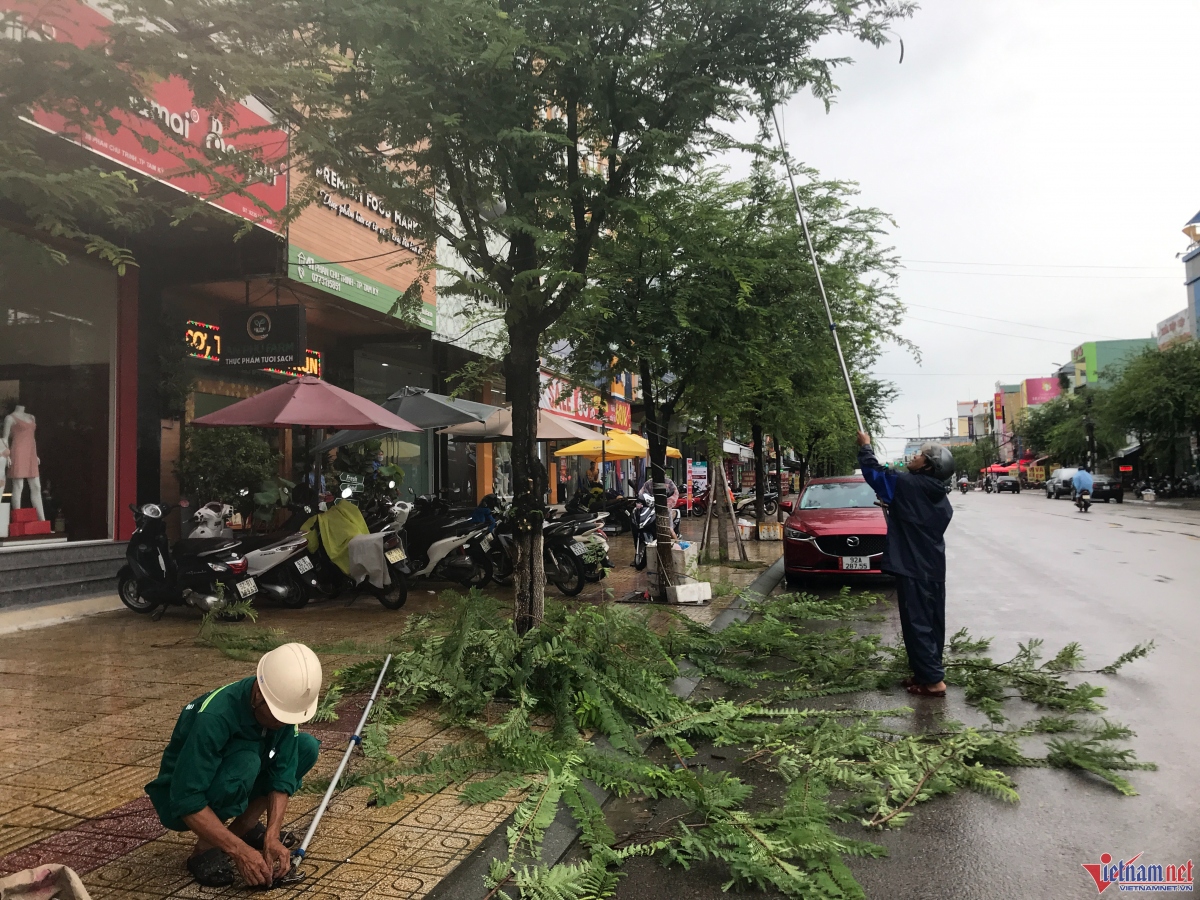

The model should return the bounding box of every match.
[1085,393,1096,471]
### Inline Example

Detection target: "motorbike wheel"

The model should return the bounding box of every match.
[371,566,409,610]
[459,557,493,590]
[763,499,779,517]
[275,568,310,609]
[633,541,647,571]
[490,549,514,586]
[547,547,586,596]
[117,566,158,614]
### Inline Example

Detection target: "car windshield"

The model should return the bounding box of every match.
[799,481,878,509]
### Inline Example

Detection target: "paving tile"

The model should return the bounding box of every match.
[398,794,511,835]
[2,758,120,791]
[0,826,53,857]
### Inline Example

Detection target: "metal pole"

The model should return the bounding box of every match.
[771,108,864,433]
[293,654,393,862]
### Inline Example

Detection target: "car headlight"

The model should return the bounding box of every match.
[784,526,814,541]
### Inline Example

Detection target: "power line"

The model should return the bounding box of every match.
[903,315,1084,345]
[903,268,1177,280]
[903,302,1130,340]
[875,372,1041,377]
[905,258,1176,271]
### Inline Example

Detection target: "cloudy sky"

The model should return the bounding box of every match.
[771,1,1198,461]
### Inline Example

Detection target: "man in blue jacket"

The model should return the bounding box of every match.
[856,432,956,697]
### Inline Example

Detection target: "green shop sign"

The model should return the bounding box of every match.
[289,245,435,330]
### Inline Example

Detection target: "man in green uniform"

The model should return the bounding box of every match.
[146,643,323,887]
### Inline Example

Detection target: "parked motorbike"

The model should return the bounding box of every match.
[118,502,256,616]
[1075,489,1092,513]
[733,489,779,518]
[301,503,409,609]
[390,497,492,588]
[188,502,314,609]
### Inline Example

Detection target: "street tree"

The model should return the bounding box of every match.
[1106,343,1200,475]
[1016,388,1122,468]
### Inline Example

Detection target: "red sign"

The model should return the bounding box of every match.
[1024,378,1061,407]
[540,371,632,432]
[13,0,288,231]
[1119,465,1133,472]
[184,320,321,378]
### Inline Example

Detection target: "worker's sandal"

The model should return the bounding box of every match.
[186,848,235,887]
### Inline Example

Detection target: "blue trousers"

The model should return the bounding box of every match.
[895,576,946,684]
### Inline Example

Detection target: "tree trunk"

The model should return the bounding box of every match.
[640,360,676,601]
[715,417,729,563]
[505,329,545,634]
[752,418,765,524]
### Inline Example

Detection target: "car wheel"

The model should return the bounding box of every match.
[1116,496,1124,503]
[784,573,804,590]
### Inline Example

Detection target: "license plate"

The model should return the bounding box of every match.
[841,556,870,571]
[294,556,313,574]
[235,577,258,598]
[385,547,407,564]
[482,533,493,550]
[570,542,586,556]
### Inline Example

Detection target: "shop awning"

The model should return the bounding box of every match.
[191,376,420,431]
[440,407,606,442]
[723,439,755,461]
[555,431,682,461]
[312,387,499,453]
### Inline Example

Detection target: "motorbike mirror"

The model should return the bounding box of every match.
[341,487,353,499]
[388,480,396,489]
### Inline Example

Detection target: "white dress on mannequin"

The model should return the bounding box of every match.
[3,407,44,521]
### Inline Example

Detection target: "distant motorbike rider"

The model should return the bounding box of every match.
[1073,467,1094,511]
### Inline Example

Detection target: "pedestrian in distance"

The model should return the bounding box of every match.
[145,643,323,887]
[856,432,955,698]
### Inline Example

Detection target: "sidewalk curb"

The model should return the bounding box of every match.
[425,557,786,900]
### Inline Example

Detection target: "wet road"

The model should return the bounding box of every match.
[614,491,1200,899]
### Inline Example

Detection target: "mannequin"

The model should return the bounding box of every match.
[3,406,44,521]
[0,435,9,501]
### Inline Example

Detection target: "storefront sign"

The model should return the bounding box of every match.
[539,371,632,432]
[289,246,437,330]
[1027,465,1045,482]
[313,167,422,254]
[185,319,322,377]
[685,457,693,512]
[13,0,288,231]
[1156,309,1193,349]
[219,307,305,368]
[690,461,709,495]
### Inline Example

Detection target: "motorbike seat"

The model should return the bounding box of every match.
[174,537,240,557]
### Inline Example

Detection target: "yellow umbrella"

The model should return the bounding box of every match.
[555,431,682,460]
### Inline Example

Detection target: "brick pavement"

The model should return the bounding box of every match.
[0,517,780,898]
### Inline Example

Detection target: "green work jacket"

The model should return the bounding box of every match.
[145,677,306,825]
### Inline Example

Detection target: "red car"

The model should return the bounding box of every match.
[784,476,887,585]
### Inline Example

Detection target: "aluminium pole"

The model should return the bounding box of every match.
[771,108,865,434]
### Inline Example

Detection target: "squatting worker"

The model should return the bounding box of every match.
[145,643,323,887]
[856,432,955,698]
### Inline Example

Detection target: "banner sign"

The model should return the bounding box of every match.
[13,0,288,231]
[686,458,693,512]
[289,246,436,330]
[690,461,709,496]
[1027,465,1045,482]
[539,371,632,432]
[219,306,306,369]
[185,319,321,377]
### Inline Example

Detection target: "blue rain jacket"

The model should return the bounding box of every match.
[858,445,954,582]
[1072,470,1094,492]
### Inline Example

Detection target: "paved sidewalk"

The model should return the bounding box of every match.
[0,518,781,898]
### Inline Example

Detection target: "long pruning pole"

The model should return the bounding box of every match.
[771,107,865,434]
[293,654,393,865]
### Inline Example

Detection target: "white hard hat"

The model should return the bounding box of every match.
[257,643,323,725]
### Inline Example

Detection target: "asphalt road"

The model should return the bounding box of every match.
[610,490,1200,899]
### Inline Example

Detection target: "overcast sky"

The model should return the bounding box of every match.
[769,0,1199,461]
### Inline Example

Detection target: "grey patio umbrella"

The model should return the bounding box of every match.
[312,387,499,453]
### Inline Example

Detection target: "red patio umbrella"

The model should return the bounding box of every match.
[191,376,420,431]
[191,377,420,497]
